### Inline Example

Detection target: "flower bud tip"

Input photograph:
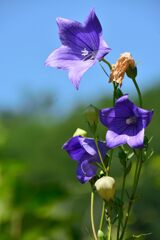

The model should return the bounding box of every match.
[84,104,99,126]
[73,128,87,137]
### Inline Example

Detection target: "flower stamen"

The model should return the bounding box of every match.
[126,116,137,125]
[81,48,89,57]
[81,49,97,61]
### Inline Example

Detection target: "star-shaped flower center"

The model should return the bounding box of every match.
[126,116,137,125]
[81,48,97,61]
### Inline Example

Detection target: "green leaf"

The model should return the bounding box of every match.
[125,232,152,239]
[147,149,154,160]
[127,152,134,159]
[144,136,149,149]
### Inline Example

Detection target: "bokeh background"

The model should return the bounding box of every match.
[0,0,160,239]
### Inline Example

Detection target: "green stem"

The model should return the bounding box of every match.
[100,58,117,106]
[119,151,143,240]
[101,58,112,70]
[113,82,118,105]
[99,201,106,231]
[116,171,127,240]
[132,78,142,107]
[133,152,140,189]
[107,219,112,240]
[108,149,114,175]
[91,192,98,240]
[94,137,107,173]
[100,62,110,78]
[107,202,112,240]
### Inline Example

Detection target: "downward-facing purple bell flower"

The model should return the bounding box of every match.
[45,9,111,89]
[62,136,107,183]
[100,95,153,149]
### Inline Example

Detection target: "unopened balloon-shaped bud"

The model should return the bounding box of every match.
[73,128,87,137]
[84,104,99,127]
[95,176,115,201]
[98,229,105,239]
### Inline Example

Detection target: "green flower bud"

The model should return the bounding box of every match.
[95,176,116,201]
[98,229,105,239]
[73,128,87,137]
[126,66,137,79]
[84,104,99,127]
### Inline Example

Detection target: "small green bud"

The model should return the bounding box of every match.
[84,104,99,126]
[98,229,105,239]
[95,176,116,201]
[126,66,137,79]
[73,128,87,137]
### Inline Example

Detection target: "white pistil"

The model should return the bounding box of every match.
[126,116,137,125]
[81,48,97,61]
[81,48,89,57]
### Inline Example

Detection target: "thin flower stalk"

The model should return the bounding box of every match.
[119,151,143,240]
[99,201,106,231]
[91,192,98,240]
[131,77,143,108]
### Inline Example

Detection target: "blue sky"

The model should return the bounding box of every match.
[0,0,160,115]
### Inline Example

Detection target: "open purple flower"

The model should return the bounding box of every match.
[100,95,153,149]
[45,9,111,89]
[62,136,107,183]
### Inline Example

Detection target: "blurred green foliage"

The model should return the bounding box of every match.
[0,86,160,240]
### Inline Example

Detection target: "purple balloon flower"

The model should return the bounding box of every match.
[45,9,111,89]
[100,95,153,149]
[62,136,107,183]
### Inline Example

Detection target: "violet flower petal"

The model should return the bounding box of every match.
[45,46,95,89]
[62,136,86,161]
[79,138,97,155]
[106,130,128,148]
[81,137,106,158]
[45,9,111,89]
[100,95,153,149]
[96,36,111,60]
[77,158,97,183]
[135,107,154,128]
[63,136,107,183]
[99,108,115,127]
[57,9,102,51]
[68,59,95,89]
[127,128,144,148]
[45,46,81,68]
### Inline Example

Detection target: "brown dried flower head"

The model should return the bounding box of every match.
[109,52,136,86]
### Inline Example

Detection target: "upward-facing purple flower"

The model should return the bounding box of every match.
[62,136,107,183]
[100,95,153,149]
[45,9,111,89]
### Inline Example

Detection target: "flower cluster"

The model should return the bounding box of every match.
[63,95,153,183]
[46,9,154,240]
[46,8,153,184]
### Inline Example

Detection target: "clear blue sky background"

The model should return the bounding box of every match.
[0,0,160,115]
